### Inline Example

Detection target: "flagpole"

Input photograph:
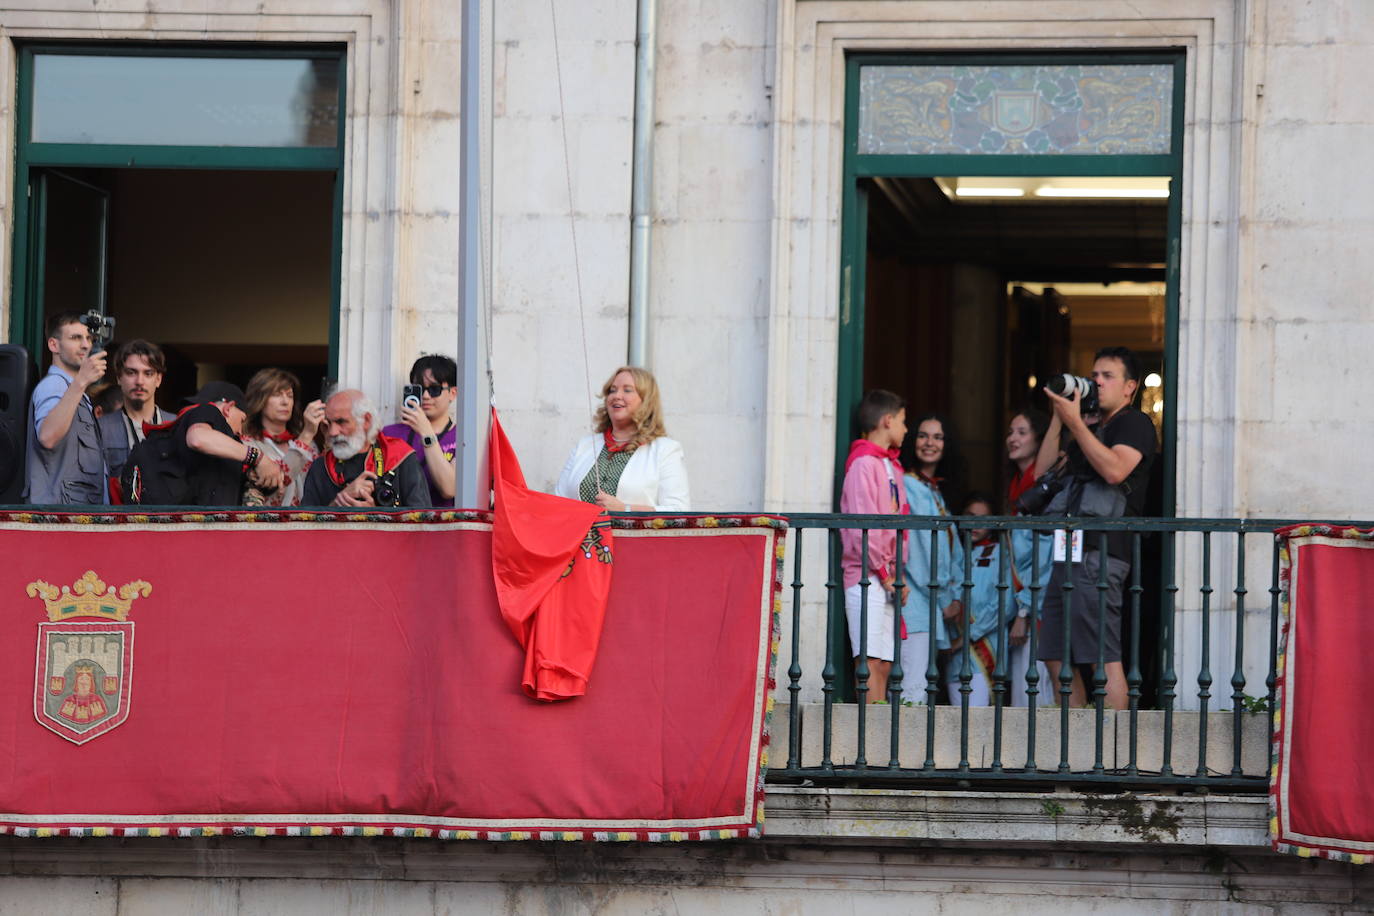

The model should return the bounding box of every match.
[456,0,483,508]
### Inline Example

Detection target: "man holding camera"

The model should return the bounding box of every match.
[301,389,430,509]
[26,312,109,505]
[1033,346,1157,710]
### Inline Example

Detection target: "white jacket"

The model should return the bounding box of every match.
[554,434,690,511]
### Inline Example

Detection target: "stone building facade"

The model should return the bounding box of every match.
[1,0,1372,911]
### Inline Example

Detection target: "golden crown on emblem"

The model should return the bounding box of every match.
[26,571,152,622]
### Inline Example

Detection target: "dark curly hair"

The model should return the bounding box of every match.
[899,412,967,511]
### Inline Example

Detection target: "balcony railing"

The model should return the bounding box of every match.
[764,513,1368,794]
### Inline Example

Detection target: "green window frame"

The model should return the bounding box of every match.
[832,51,1186,697]
[9,42,348,372]
[836,50,1186,508]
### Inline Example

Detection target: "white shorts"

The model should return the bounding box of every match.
[844,583,895,662]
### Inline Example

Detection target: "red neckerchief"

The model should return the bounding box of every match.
[324,433,412,486]
[603,428,634,454]
[142,403,199,437]
[1008,464,1036,507]
[845,439,901,475]
[915,470,943,489]
[262,429,295,444]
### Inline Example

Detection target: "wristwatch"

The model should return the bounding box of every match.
[422,434,437,448]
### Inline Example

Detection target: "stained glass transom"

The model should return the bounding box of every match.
[857,63,1173,156]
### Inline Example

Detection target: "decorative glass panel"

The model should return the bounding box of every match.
[858,63,1173,156]
[32,54,339,148]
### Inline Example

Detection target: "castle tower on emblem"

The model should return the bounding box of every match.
[28,571,151,745]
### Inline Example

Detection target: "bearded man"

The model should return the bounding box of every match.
[300,389,430,508]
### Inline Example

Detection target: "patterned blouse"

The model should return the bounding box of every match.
[578,442,635,504]
[241,433,320,507]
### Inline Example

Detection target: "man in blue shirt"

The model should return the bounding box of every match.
[27,312,109,505]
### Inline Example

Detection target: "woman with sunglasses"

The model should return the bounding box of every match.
[382,355,458,507]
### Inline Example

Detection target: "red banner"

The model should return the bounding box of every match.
[1272,524,1374,862]
[0,511,783,840]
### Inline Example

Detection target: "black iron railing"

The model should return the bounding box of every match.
[765,514,1369,793]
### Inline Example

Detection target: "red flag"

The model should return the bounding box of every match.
[490,408,614,700]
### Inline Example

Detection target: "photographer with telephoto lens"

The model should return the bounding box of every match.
[1033,347,1157,711]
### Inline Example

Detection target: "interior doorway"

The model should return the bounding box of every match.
[858,175,1172,706]
[831,52,1185,702]
[861,175,1169,509]
[31,167,334,402]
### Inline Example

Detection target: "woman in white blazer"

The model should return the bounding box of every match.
[554,366,690,512]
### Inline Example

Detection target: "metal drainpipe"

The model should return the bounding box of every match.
[627,0,657,368]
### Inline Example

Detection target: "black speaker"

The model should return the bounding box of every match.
[0,345,37,504]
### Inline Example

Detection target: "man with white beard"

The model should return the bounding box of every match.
[300,388,430,508]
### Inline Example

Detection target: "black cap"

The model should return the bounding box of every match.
[185,381,246,408]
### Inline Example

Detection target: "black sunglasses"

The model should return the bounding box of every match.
[414,383,451,397]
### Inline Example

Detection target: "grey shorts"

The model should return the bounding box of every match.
[1035,552,1131,665]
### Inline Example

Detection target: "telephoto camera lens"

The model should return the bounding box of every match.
[1046,373,1099,415]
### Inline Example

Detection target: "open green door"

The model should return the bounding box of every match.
[26,169,110,355]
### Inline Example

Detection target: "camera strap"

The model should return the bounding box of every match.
[323,443,387,487]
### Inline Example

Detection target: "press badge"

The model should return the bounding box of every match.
[1053,529,1083,564]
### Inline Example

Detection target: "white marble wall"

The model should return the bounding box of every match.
[1238,0,1374,519]
[483,0,774,509]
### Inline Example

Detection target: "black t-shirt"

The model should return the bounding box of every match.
[123,403,243,505]
[176,404,245,506]
[1065,406,1157,560]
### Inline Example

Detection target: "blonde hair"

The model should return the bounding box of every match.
[593,366,666,450]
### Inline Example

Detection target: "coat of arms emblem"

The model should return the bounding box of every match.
[28,571,151,745]
[992,90,1040,136]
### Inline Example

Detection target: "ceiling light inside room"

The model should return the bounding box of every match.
[954,186,1024,198]
[1035,187,1170,199]
[937,176,1171,204]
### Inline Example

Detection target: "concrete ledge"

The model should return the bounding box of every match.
[764,786,1270,848]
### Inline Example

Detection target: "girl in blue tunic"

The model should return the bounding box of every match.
[897,414,964,703]
[946,494,1002,705]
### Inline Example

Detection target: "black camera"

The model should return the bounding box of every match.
[79,311,116,355]
[1016,467,1070,515]
[374,471,400,507]
[1046,373,1099,416]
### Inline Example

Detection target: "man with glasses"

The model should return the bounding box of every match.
[383,354,458,507]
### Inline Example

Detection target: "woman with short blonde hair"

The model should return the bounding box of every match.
[554,366,689,512]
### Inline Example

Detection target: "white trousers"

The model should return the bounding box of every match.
[945,638,1048,707]
[897,631,931,704]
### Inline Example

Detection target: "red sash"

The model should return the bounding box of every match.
[324,433,412,486]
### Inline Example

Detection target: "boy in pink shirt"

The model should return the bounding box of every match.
[840,389,910,701]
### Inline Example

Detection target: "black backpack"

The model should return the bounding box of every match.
[121,410,193,506]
